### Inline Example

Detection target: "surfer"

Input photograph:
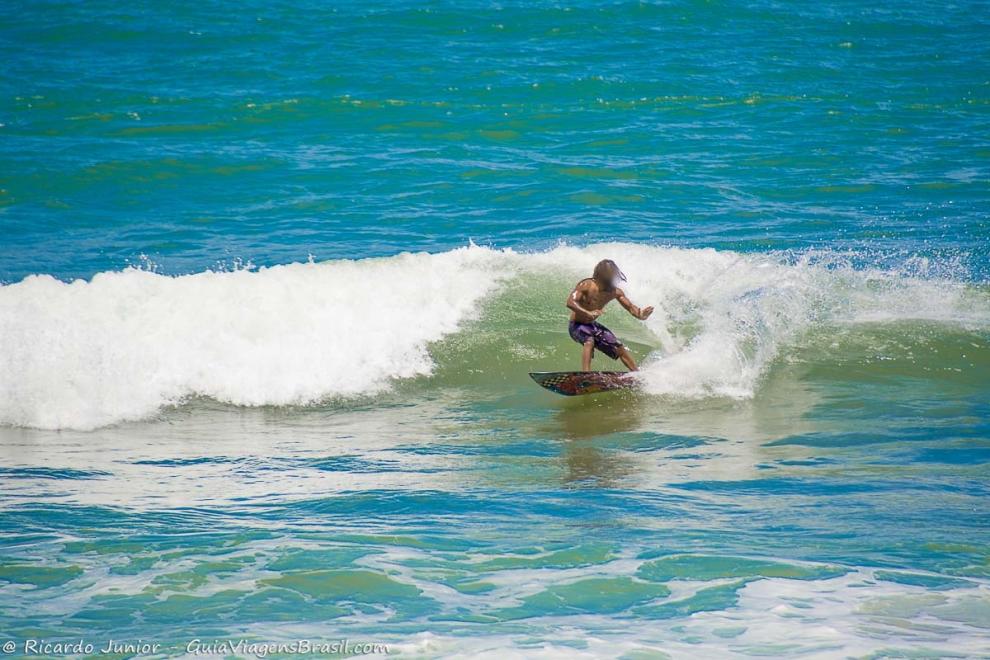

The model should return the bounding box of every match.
[566,259,654,372]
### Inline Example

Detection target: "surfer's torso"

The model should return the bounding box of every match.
[568,277,618,323]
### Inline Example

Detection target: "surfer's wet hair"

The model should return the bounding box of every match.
[593,259,626,289]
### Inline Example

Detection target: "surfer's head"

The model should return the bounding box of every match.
[593,259,627,290]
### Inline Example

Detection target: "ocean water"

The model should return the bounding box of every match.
[1,1,989,658]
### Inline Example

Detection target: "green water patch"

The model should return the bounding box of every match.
[619,650,672,660]
[111,122,225,137]
[141,589,249,624]
[557,166,640,181]
[8,155,285,206]
[260,569,436,620]
[265,547,380,571]
[492,577,671,620]
[410,567,499,595]
[458,167,533,182]
[470,542,619,572]
[147,555,258,593]
[637,554,846,582]
[74,567,434,628]
[63,540,148,556]
[794,322,990,393]
[569,191,646,206]
[398,542,620,576]
[108,554,160,576]
[874,571,975,590]
[71,587,347,627]
[149,569,209,592]
[76,584,345,628]
[477,129,520,142]
[62,529,277,557]
[262,569,419,600]
[632,579,752,619]
[0,563,83,588]
[67,593,152,625]
[443,579,498,595]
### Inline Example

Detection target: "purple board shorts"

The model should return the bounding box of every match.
[568,320,623,360]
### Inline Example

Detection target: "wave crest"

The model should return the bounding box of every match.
[1,243,985,430]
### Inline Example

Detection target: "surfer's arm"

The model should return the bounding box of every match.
[566,283,601,319]
[616,289,653,320]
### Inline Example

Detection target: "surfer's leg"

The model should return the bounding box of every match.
[582,339,595,371]
[591,323,632,370]
[617,346,638,371]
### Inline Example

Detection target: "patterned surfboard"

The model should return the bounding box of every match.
[528,371,637,396]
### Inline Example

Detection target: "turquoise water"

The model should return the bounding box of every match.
[1,1,989,657]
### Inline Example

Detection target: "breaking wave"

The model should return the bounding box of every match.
[0,243,986,430]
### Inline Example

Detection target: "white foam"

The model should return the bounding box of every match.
[0,246,511,430]
[378,569,990,659]
[572,244,987,400]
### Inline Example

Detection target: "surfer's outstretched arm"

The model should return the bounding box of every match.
[615,289,653,321]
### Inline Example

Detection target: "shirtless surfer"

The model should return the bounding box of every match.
[566,259,654,372]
